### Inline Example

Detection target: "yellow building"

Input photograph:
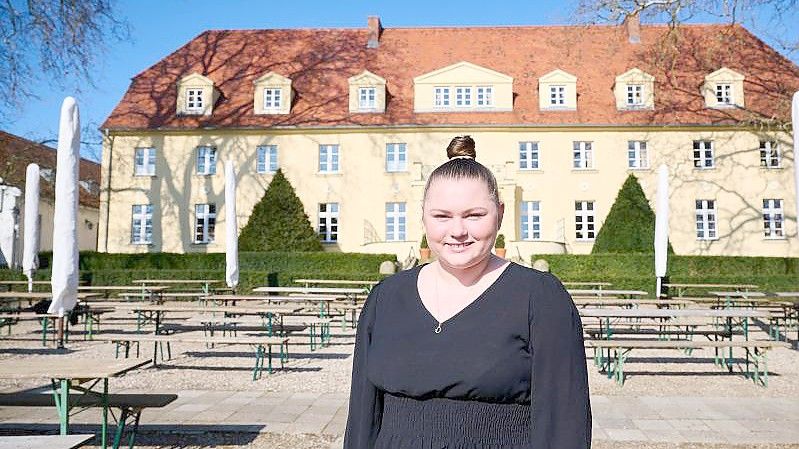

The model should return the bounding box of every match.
[100,17,799,261]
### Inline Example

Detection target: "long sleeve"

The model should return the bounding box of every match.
[343,284,384,449]
[530,273,592,448]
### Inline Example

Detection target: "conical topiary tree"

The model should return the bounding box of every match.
[239,169,323,251]
[592,174,673,254]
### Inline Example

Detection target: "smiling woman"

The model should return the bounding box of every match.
[344,136,592,449]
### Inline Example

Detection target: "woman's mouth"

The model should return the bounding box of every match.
[446,242,473,250]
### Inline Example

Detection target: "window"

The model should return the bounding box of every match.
[263,88,282,110]
[715,84,732,105]
[318,144,339,173]
[763,199,784,239]
[573,141,593,169]
[549,85,565,106]
[134,147,156,176]
[575,201,595,240]
[434,87,450,107]
[520,201,541,240]
[627,141,648,169]
[194,203,216,244]
[359,87,376,110]
[476,86,493,106]
[760,141,781,168]
[196,146,217,175]
[131,204,153,244]
[386,202,406,241]
[455,87,472,107]
[186,88,204,111]
[386,143,407,172]
[256,145,278,173]
[318,203,339,242]
[626,84,644,106]
[693,141,714,169]
[519,142,539,170]
[695,199,717,240]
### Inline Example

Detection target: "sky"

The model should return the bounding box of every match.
[3,0,798,162]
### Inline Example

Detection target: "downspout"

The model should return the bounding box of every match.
[102,129,113,252]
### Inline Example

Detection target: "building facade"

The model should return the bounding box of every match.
[100,18,799,261]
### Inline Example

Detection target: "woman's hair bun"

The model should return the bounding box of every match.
[446,135,476,159]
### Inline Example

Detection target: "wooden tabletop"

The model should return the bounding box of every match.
[132,279,221,284]
[0,434,95,449]
[568,289,648,296]
[78,286,168,291]
[253,286,366,295]
[664,283,758,289]
[775,292,799,297]
[709,291,767,298]
[117,304,303,314]
[206,295,341,301]
[580,308,771,318]
[0,280,52,285]
[573,299,696,306]
[294,278,380,286]
[562,282,613,287]
[0,292,101,299]
[0,358,148,379]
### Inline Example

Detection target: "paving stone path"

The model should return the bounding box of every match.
[1,390,797,446]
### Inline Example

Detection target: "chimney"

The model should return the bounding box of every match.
[367,16,382,49]
[624,13,641,44]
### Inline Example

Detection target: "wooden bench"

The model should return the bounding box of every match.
[0,392,177,449]
[0,434,95,449]
[93,334,290,380]
[585,339,790,387]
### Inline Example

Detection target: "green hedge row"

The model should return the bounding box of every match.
[538,253,798,295]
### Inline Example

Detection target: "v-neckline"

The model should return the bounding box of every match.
[414,262,515,328]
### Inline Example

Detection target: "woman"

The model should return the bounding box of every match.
[345,136,591,448]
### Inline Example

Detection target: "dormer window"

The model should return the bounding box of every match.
[703,67,745,109]
[414,62,513,113]
[715,84,732,105]
[186,89,204,112]
[359,87,376,110]
[626,84,644,106]
[434,87,451,107]
[550,85,566,106]
[263,88,282,110]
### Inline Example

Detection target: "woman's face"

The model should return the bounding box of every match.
[423,176,504,271]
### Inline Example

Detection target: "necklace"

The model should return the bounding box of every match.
[433,265,442,334]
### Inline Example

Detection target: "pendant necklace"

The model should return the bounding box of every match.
[433,264,442,334]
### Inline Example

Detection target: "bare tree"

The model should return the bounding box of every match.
[0,0,129,117]
[573,0,798,57]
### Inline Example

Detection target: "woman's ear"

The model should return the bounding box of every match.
[497,201,505,230]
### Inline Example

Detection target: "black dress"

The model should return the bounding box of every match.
[344,262,592,449]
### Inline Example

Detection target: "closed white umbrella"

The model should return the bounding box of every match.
[22,164,40,292]
[792,92,799,244]
[225,160,239,290]
[654,164,670,298]
[48,97,80,346]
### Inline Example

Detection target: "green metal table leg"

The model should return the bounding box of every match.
[102,378,108,449]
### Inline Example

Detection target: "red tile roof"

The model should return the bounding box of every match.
[102,23,799,130]
[0,130,101,208]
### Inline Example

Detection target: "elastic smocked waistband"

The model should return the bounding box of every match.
[379,393,530,446]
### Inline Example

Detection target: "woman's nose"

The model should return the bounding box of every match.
[448,218,468,237]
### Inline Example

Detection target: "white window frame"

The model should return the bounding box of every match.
[575,201,596,241]
[257,145,278,174]
[627,141,649,169]
[134,147,156,176]
[263,87,282,111]
[318,144,340,173]
[715,83,733,105]
[455,87,472,107]
[549,85,566,106]
[520,201,541,240]
[318,203,339,243]
[359,87,376,110]
[131,204,153,245]
[695,199,718,240]
[186,88,204,112]
[763,199,784,239]
[386,143,407,172]
[194,203,216,244]
[385,202,406,241]
[476,86,493,106]
[196,146,217,175]
[573,141,593,169]
[519,142,540,170]
[693,140,714,169]
[434,87,450,107]
[760,141,781,168]
[626,84,644,107]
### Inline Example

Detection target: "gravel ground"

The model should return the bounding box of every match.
[1,303,797,448]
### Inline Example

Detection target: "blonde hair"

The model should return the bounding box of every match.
[423,136,500,207]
